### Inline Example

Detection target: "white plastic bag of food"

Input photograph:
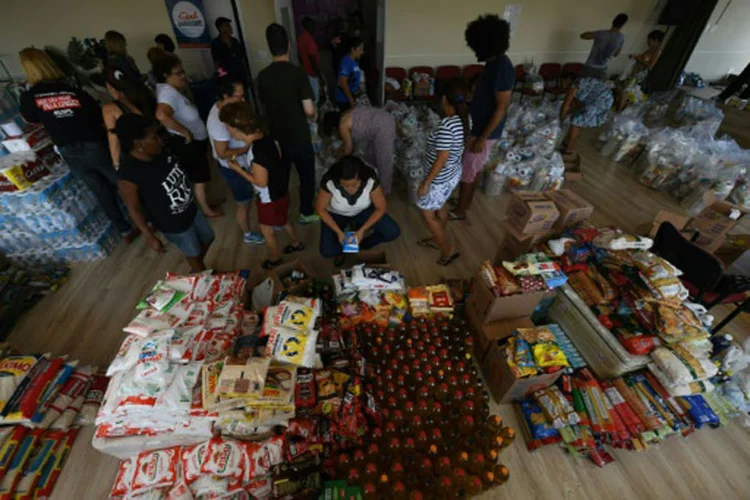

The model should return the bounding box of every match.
[265,327,318,367]
[131,447,180,495]
[124,309,182,337]
[159,362,203,412]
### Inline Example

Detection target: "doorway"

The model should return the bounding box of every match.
[275,0,386,104]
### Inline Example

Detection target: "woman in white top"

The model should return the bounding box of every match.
[415,79,468,266]
[315,156,400,264]
[154,53,222,217]
[205,73,264,245]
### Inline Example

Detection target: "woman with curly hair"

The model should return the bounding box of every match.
[450,14,514,222]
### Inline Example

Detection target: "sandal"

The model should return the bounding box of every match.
[261,258,283,270]
[417,238,440,250]
[284,242,305,254]
[447,211,466,221]
[437,252,461,266]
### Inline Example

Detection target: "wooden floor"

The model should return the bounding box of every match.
[8,107,750,500]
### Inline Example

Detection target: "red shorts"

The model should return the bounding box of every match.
[256,194,289,226]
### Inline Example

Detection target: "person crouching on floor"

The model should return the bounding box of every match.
[219,101,305,269]
[115,113,214,272]
[315,156,400,266]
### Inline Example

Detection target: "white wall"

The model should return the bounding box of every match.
[685,0,750,80]
[385,0,667,75]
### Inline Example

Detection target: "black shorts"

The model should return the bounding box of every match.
[167,135,211,184]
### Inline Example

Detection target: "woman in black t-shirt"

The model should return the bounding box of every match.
[18,48,135,241]
[219,102,304,269]
[115,114,214,272]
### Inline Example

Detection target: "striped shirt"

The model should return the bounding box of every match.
[423,115,464,184]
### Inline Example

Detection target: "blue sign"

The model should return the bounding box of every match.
[165,0,211,48]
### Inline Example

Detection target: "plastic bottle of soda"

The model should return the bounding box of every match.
[454,451,470,470]
[353,449,367,467]
[483,435,504,456]
[362,482,378,499]
[485,449,499,469]
[468,452,486,475]
[480,470,496,490]
[390,480,408,500]
[417,457,434,480]
[390,461,406,482]
[416,399,430,418]
[434,456,452,476]
[387,437,402,459]
[452,467,468,491]
[392,409,406,429]
[378,474,391,495]
[366,443,381,463]
[492,464,510,485]
[363,462,379,483]
[466,475,483,496]
[458,415,475,437]
[415,430,430,452]
[402,437,417,463]
[410,415,425,434]
[436,476,454,500]
[409,490,424,500]
[347,467,363,487]
[403,401,417,420]
[499,427,516,450]
[336,453,351,475]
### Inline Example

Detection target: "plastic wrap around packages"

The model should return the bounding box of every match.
[599,111,649,164]
[637,128,700,191]
[383,101,441,183]
[675,96,724,137]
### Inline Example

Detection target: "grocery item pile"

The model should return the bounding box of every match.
[0,344,107,498]
[102,265,515,499]
[598,95,750,213]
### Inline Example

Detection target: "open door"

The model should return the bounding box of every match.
[275,0,299,63]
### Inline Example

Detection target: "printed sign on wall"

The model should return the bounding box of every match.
[165,0,212,48]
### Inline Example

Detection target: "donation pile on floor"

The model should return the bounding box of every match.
[482,101,567,196]
[0,343,107,498]
[103,265,515,499]
[598,95,750,213]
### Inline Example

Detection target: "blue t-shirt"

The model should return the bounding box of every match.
[469,55,515,139]
[334,55,362,104]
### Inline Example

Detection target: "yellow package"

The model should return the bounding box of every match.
[532,342,569,369]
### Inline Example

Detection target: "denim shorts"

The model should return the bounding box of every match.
[218,166,254,204]
[162,211,215,257]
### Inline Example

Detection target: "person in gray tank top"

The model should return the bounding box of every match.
[580,13,628,79]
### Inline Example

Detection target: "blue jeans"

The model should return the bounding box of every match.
[319,206,401,258]
[280,142,316,216]
[308,75,320,103]
[218,166,254,204]
[162,211,215,257]
[58,141,131,233]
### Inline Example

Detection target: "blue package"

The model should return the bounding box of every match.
[342,232,359,253]
[679,395,720,428]
[519,400,559,440]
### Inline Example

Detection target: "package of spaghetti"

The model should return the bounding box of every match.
[0,428,43,497]
[533,386,580,428]
[0,426,28,481]
[34,428,78,499]
[13,430,64,499]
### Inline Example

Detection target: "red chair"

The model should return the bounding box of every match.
[436,65,461,81]
[463,64,483,81]
[514,65,526,92]
[409,66,435,100]
[562,62,584,77]
[385,67,408,101]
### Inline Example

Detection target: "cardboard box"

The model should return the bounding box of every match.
[1,125,51,154]
[496,222,548,261]
[636,210,690,239]
[481,342,562,403]
[546,189,594,230]
[466,270,555,325]
[687,201,747,253]
[243,271,283,310]
[468,314,534,363]
[716,234,750,268]
[273,259,317,296]
[506,192,560,235]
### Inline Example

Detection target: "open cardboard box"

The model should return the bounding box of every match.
[273,259,317,296]
[506,192,560,235]
[546,189,594,230]
[687,200,747,253]
[481,339,562,403]
[636,210,690,239]
[466,267,555,325]
[467,311,534,364]
[243,270,283,311]
[497,222,549,261]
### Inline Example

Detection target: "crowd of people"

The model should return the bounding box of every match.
[16,11,668,272]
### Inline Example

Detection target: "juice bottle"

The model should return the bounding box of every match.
[415,382,429,399]
[415,430,430,451]
[366,443,380,462]
[385,421,399,439]
[451,389,465,410]
[480,470,495,490]
[429,428,443,447]
[493,464,510,485]
[396,374,407,389]
[487,415,503,434]
[336,453,351,475]
[387,437,402,459]
[353,449,366,467]
[409,490,424,500]
[403,401,417,419]
[454,451,470,470]
[451,467,468,490]
[468,452,486,475]
[465,475,483,496]
[347,467,363,487]
[426,444,440,460]
[459,415,475,437]
[436,476,454,499]
[410,415,425,434]
[486,449,499,469]
[436,383,451,404]
[417,457,433,480]
[392,409,405,429]
[460,373,472,388]
[402,437,417,458]
[483,435,504,456]
[461,399,476,417]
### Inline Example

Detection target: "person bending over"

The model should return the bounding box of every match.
[315,156,400,265]
[154,53,223,218]
[206,74,265,246]
[321,107,396,194]
[560,73,614,155]
[220,102,305,270]
[116,114,214,272]
[416,79,468,266]
[450,15,514,221]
